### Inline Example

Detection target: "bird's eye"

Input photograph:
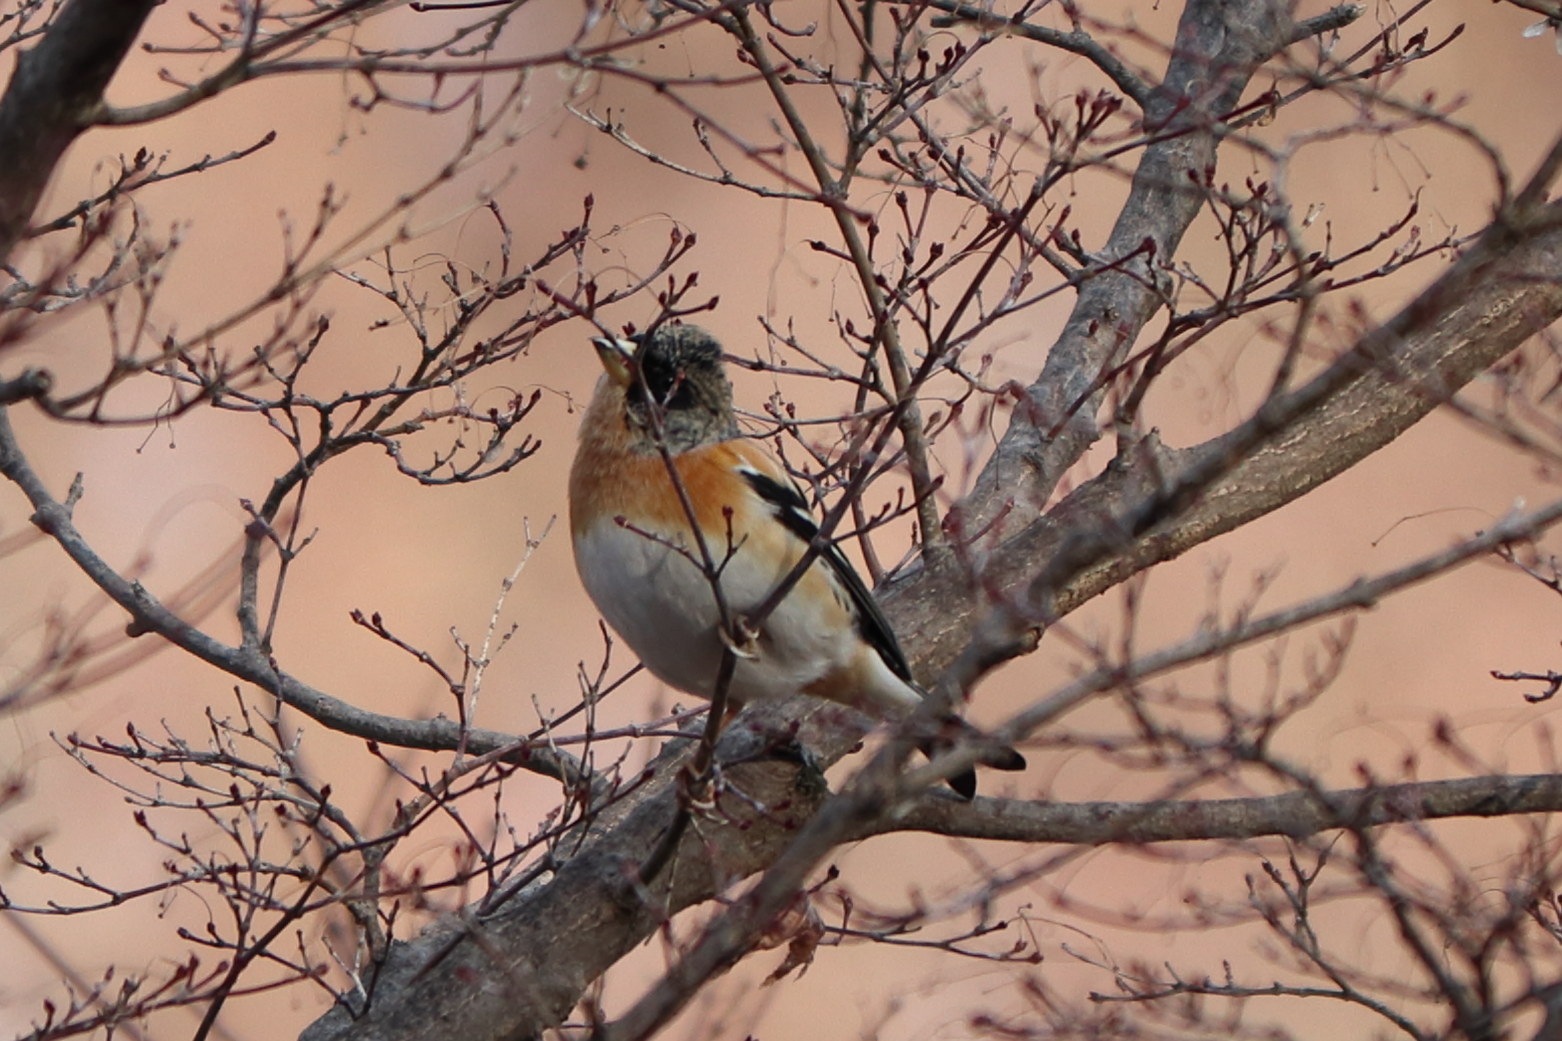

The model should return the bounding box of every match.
[652,368,690,409]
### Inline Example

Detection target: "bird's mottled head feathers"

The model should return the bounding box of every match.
[591,324,738,452]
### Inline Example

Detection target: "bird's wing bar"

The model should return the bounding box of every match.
[735,463,915,684]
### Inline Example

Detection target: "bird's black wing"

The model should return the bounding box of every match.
[736,465,914,683]
[739,462,1025,800]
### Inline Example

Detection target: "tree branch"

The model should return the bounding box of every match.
[294,10,1562,1040]
[951,0,1291,542]
[0,0,158,261]
[589,492,1562,1040]
[921,0,1154,106]
[299,711,836,1041]
[869,773,1562,844]
[0,407,592,786]
[888,190,1562,681]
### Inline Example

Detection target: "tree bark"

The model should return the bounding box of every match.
[0,0,159,263]
[886,197,1562,679]
[865,773,1562,845]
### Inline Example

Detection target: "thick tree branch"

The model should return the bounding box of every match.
[870,773,1562,844]
[299,707,838,1041]
[591,494,1562,1041]
[0,0,158,262]
[0,368,51,404]
[1289,3,1367,44]
[889,191,1562,681]
[953,0,1290,540]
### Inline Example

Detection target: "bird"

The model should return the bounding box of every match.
[568,323,1024,797]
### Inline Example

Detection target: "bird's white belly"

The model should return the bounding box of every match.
[573,519,856,703]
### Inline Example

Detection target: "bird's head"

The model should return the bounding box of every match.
[591,324,738,452]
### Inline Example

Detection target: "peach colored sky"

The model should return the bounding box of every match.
[4,2,1562,1039]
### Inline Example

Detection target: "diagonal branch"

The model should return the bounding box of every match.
[888,188,1562,681]
[594,492,1562,1041]
[0,0,159,262]
[951,0,1291,541]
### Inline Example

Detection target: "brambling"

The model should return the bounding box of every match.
[568,324,1024,797]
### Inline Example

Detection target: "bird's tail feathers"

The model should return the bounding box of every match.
[918,714,1026,800]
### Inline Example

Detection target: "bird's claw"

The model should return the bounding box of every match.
[719,616,761,660]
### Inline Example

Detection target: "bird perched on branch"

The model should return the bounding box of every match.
[568,323,1024,797]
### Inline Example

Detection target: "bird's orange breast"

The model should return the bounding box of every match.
[569,384,755,540]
